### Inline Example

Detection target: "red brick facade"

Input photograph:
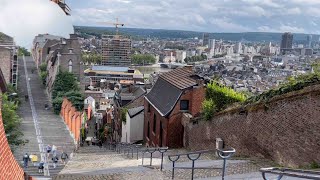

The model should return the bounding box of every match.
[144,86,205,148]
[185,84,320,167]
[0,96,25,180]
[61,98,83,143]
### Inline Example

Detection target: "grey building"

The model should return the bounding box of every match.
[101,35,131,66]
[202,33,209,46]
[45,34,84,99]
[280,32,293,54]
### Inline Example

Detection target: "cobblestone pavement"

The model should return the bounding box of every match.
[55,145,275,180]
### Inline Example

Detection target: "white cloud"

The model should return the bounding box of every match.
[210,18,251,32]
[0,0,73,48]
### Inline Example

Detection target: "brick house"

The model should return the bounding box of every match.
[144,67,205,148]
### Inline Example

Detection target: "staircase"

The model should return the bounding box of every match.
[14,56,75,179]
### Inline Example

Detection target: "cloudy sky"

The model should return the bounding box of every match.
[0,0,320,47]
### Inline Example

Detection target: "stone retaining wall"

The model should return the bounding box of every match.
[185,84,320,167]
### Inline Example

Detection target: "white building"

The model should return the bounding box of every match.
[121,106,144,143]
[176,50,187,63]
[84,96,96,113]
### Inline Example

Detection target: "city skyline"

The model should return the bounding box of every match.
[1,0,320,47]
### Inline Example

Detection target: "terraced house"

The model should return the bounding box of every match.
[144,67,205,148]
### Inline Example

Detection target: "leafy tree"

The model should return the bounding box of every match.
[131,54,156,65]
[52,71,79,100]
[81,52,102,64]
[184,55,207,63]
[51,70,84,114]
[18,47,31,56]
[1,94,27,149]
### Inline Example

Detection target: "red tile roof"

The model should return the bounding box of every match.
[159,67,197,90]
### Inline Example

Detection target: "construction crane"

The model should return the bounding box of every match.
[100,18,125,35]
[51,0,71,15]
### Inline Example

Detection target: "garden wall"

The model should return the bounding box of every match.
[60,98,82,143]
[0,98,25,180]
[185,84,320,167]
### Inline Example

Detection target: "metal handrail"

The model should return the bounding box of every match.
[168,148,236,180]
[260,167,320,180]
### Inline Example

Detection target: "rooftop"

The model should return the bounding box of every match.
[159,67,198,90]
[92,66,129,72]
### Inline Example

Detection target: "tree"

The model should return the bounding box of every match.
[81,52,102,64]
[1,94,27,149]
[18,47,31,56]
[131,54,156,65]
[52,71,79,100]
[51,70,84,114]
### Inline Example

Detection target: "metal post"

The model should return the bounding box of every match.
[172,161,175,179]
[191,160,195,180]
[222,158,226,180]
[161,152,164,171]
[142,151,145,165]
[150,152,153,166]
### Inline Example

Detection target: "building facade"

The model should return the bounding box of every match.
[280,32,293,54]
[45,34,83,99]
[144,67,205,148]
[101,35,131,66]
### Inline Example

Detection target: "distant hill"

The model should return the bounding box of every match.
[74,26,320,44]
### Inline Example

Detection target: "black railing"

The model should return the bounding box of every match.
[141,147,169,170]
[168,148,236,180]
[260,167,320,180]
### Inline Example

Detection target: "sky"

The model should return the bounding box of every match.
[0,0,320,47]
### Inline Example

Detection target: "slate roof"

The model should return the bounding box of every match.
[146,67,199,117]
[127,106,144,118]
[145,78,182,117]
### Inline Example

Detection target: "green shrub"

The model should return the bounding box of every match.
[1,94,27,149]
[206,81,247,112]
[245,73,320,104]
[202,99,216,121]
[120,108,128,124]
[39,63,47,72]
[310,161,320,169]
[52,96,64,114]
[40,71,47,85]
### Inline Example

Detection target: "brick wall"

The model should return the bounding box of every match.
[0,96,25,180]
[185,84,320,167]
[144,85,205,148]
[61,98,82,143]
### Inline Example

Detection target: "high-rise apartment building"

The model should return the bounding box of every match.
[280,32,293,51]
[202,33,209,46]
[307,35,312,48]
[101,35,131,66]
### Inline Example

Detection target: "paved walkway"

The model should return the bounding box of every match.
[14,56,75,178]
[55,145,277,180]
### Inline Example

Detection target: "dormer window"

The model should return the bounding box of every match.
[69,49,73,53]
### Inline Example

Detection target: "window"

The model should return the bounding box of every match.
[68,60,73,72]
[153,114,156,133]
[148,103,151,112]
[180,100,189,111]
